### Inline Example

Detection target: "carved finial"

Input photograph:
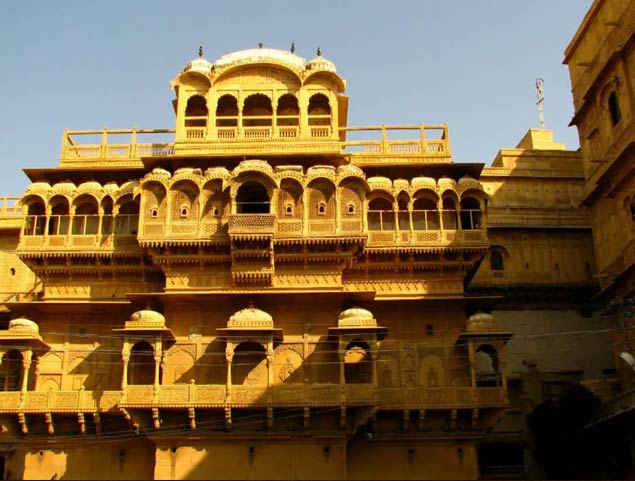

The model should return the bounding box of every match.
[258,42,263,48]
[290,41,296,54]
[198,45,203,58]
[317,46,322,56]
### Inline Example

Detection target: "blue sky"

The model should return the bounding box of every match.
[0,0,592,196]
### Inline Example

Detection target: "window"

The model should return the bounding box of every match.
[151,207,159,218]
[318,202,326,216]
[9,268,16,276]
[631,201,635,221]
[490,251,504,271]
[425,325,434,336]
[347,203,355,215]
[285,203,293,216]
[213,207,220,217]
[180,206,189,218]
[609,91,621,126]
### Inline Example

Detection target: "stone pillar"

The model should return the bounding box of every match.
[468,342,476,389]
[21,349,33,395]
[121,341,131,391]
[153,340,162,398]
[303,190,309,236]
[225,345,234,396]
[339,340,346,385]
[335,188,341,234]
[370,349,379,387]
[267,340,275,388]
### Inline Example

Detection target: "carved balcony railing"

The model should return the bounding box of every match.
[0,385,507,413]
[18,215,140,252]
[227,214,276,237]
[0,196,22,229]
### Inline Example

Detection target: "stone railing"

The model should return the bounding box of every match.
[367,229,487,246]
[228,214,276,236]
[0,385,507,412]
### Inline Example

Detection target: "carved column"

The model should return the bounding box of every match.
[408,200,414,236]
[272,93,278,137]
[468,341,476,389]
[225,344,234,396]
[302,190,309,236]
[335,188,341,234]
[21,349,33,395]
[121,341,131,391]
[370,349,379,388]
[267,341,275,388]
[153,340,163,399]
[438,198,445,231]
[339,340,346,385]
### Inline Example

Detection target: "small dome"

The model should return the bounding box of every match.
[52,181,77,193]
[77,181,103,193]
[437,177,457,189]
[183,47,213,75]
[307,49,337,73]
[213,47,306,73]
[466,312,499,332]
[338,307,377,328]
[128,309,166,328]
[151,167,171,177]
[25,182,51,194]
[458,175,481,189]
[393,179,409,192]
[228,304,273,329]
[9,318,40,335]
[103,182,119,192]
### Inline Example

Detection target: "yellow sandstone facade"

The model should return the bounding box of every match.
[0,39,616,479]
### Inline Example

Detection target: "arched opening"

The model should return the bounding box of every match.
[308,93,331,126]
[460,198,482,230]
[236,182,270,214]
[475,344,500,387]
[276,94,300,128]
[609,91,621,126]
[344,340,372,384]
[442,197,458,230]
[231,342,267,385]
[308,180,336,225]
[143,182,167,224]
[368,198,395,231]
[72,196,99,235]
[243,94,273,128]
[48,197,70,236]
[216,95,239,127]
[490,251,504,271]
[101,197,114,236]
[277,179,303,220]
[115,197,140,235]
[170,182,199,224]
[128,341,156,386]
[412,197,439,230]
[184,95,208,127]
[1,350,23,391]
[24,199,46,236]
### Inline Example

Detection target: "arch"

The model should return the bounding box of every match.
[307,178,336,220]
[460,197,482,230]
[344,340,372,384]
[413,196,440,230]
[115,195,139,235]
[274,348,303,383]
[339,178,364,221]
[22,196,46,236]
[236,181,270,214]
[276,94,300,126]
[170,180,200,222]
[128,341,155,386]
[232,342,267,385]
[377,354,399,388]
[48,195,70,236]
[72,194,99,235]
[185,95,208,127]
[475,344,500,387]
[420,354,446,388]
[243,94,273,127]
[216,94,239,127]
[608,91,622,126]
[308,93,331,126]
[368,197,394,231]
[277,178,303,219]
[396,192,410,231]
[142,181,167,223]
[201,179,225,221]
[164,348,195,384]
[490,250,504,271]
[1,350,23,391]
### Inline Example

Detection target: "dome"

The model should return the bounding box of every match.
[103,182,119,193]
[77,181,103,194]
[9,318,39,335]
[367,176,392,192]
[437,177,457,190]
[52,181,77,194]
[183,47,213,75]
[338,307,377,328]
[127,309,166,329]
[228,304,273,329]
[25,182,51,195]
[307,48,337,73]
[213,47,306,73]
[466,312,499,332]
[151,167,171,177]
[174,167,203,177]
[458,175,481,189]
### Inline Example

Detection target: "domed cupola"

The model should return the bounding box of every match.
[183,46,213,75]
[217,302,283,342]
[112,308,175,348]
[329,307,387,340]
[0,317,49,350]
[307,47,337,73]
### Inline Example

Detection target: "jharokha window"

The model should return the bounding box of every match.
[608,91,621,126]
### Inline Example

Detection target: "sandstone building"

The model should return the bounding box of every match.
[0,23,621,480]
